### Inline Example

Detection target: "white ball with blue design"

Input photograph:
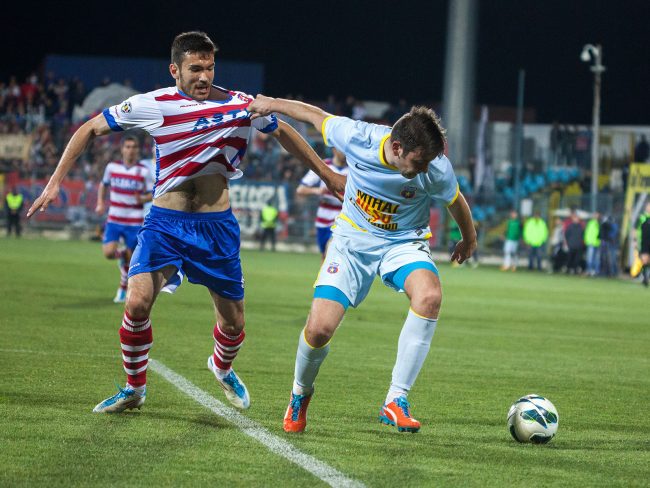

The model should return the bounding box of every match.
[507,394,559,444]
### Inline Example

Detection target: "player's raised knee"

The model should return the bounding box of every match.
[124,291,152,319]
[305,328,332,349]
[411,289,442,318]
[219,317,245,336]
[304,317,336,348]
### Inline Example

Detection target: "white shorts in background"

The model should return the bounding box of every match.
[314,223,438,308]
[504,239,519,255]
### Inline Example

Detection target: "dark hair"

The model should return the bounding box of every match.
[121,135,140,146]
[391,106,446,158]
[171,31,218,68]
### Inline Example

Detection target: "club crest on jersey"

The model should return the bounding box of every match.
[120,101,132,114]
[400,185,417,199]
[327,262,340,274]
[236,93,252,103]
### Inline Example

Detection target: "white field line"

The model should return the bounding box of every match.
[1,348,365,487]
[148,359,365,488]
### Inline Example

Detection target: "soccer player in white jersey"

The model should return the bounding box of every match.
[96,135,154,303]
[249,95,476,433]
[297,147,348,259]
[28,32,345,414]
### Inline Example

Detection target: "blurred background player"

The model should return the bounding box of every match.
[296,147,348,259]
[5,186,24,237]
[95,135,153,303]
[584,212,601,277]
[549,216,567,273]
[259,198,279,251]
[598,215,618,277]
[637,202,650,287]
[249,96,475,434]
[502,210,522,271]
[563,207,585,275]
[523,210,548,271]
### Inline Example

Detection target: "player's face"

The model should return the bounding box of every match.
[121,140,140,164]
[396,147,432,179]
[173,52,215,101]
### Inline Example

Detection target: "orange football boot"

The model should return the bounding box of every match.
[283,392,312,433]
[379,397,421,433]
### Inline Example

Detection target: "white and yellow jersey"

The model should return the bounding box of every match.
[321,116,459,240]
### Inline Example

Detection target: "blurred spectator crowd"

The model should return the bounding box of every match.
[3,71,649,261]
[0,70,388,186]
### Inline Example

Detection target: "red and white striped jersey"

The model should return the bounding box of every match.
[102,161,154,226]
[299,159,349,228]
[102,86,277,198]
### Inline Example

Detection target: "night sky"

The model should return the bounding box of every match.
[4,0,649,125]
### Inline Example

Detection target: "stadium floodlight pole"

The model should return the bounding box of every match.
[581,43,606,213]
[513,69,525,214]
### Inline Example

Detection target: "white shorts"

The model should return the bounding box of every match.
[504,239,519,254]
[314,222,438,308]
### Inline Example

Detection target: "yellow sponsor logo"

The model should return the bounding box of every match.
[355,190,399,231]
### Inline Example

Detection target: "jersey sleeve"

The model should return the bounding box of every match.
[300,169,321,187]
[426,156,460,206]
[102,93,162,132]
[101,164,112,186]
[252,114,278,133]
[321,116,359,152]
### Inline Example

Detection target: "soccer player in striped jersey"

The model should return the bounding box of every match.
[96,135,154,303]
[28,31,345,414]
[249,95,476,434]
[297,147,348,260]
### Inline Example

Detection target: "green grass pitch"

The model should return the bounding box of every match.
[1,237,648,486]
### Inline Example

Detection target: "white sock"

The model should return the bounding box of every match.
[385,309,437,404]
[293,328,329,396]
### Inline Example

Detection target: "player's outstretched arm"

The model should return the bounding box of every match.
[28,114,112,217]
[96,183,106,215]
[270,120,346,200]
[448,191,477,264]
[296,184,324,197]
[249,95,330,132]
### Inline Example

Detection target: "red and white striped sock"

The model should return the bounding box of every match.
[212,323,245,378]
[119,263,129,290]
[120,311,153,392]
[112,249,128,290]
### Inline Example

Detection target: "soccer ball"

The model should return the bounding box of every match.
[507,394,559,444]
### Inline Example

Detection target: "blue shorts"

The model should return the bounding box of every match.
[316,226,332,254]
[128,206,244,301]
[103,222,140,250]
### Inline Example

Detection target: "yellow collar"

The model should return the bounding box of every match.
[379,133,399,170]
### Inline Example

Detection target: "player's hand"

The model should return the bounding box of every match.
[451,238,477,264]
[26,183,60,218]
[323,172,347,202]
[95,202,105,215]
[248,94,276,119]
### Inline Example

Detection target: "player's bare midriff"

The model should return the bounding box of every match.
[153,173,230,212]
